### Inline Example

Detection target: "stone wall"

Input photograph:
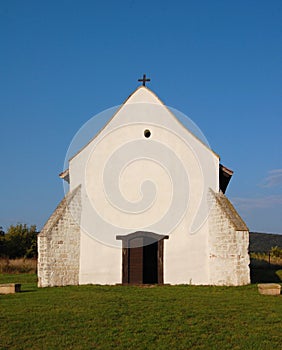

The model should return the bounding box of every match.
[38,186,81,287]
[208,190,250,286]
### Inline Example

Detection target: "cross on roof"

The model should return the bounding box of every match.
[138,74,151,86]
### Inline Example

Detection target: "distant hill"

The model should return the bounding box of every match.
[249,232,282,253]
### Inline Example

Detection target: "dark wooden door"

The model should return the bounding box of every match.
[116,231,168,285]
[129,237,158,284]
[129,237,143,284]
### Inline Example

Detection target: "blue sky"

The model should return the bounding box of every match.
[0,0,281,233]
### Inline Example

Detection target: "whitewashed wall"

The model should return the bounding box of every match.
[69,87,219,285]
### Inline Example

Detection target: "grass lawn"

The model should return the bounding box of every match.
[0,274,281,350]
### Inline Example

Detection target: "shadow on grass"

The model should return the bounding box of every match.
[250,258,282,283]
[20,289,37,293]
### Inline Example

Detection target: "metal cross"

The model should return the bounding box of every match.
[138,74,151,86]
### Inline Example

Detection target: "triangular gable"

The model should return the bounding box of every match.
[67,86,219,166]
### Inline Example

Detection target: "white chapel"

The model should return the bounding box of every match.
[38,81,250,287]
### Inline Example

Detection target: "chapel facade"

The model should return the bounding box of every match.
[38,85,250,287]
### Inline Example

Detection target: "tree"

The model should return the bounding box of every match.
[0,224,38,259]
[0,226,5,257]
[270,246,282,259]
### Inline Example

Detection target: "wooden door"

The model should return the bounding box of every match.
[116,231,168,285]
[129,237,143,284]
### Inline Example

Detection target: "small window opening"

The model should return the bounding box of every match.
[144,129,151,138]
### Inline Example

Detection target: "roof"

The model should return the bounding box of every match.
[39,185,81,237]
[219,164,233,193]
[211,190,248,231]
[59,169,69,183]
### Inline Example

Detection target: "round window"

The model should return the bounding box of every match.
[144,129,151,138]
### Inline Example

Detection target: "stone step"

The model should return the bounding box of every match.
[258,283,281,296]
[0,283,21,294]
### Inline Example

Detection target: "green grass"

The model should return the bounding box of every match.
[0,274,281,350]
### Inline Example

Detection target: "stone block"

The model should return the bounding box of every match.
[258,284,281,296]
[0,283,21,294]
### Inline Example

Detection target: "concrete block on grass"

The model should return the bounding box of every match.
[258,283,281,296]
[0,283,21,294]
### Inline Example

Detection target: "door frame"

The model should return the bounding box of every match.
[116,231,168,284]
